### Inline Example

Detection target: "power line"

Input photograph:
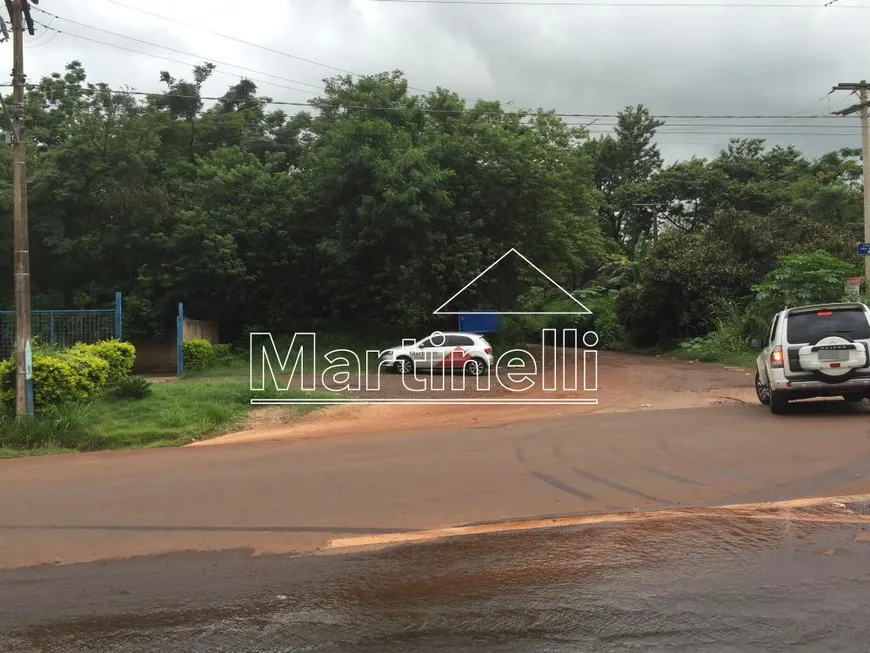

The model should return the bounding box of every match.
[3,80,860,128]
[32,22,323,98]
[562,121,856,127]
[105,0,363,78]
[24,28,59,49]
[6,85,860,119]
[23,14,57,48]
[366,0,870,6]
[32,7,325,91]
[30,4,858,124]
[583,130,860,135]
[103,0,524,110]
[339,127,865,135]
[6,80,858,121]
[104,0,440,98]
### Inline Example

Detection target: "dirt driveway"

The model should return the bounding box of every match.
[195,351,760,447]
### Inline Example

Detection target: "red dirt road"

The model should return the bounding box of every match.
[1,354,869,570]
[202,351,760,446]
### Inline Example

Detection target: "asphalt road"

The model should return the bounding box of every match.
[3,399,870,650]
[2,401,869,574]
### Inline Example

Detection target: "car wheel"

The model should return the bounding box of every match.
[769,390,790,414]
[465,358,487,377]
[755,371,770,405]
[395,357,413,375]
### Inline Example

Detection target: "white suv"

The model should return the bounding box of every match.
[754,302,870,414]
[379,332,495,376]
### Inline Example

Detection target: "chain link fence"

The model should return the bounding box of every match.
[0,294,122,359]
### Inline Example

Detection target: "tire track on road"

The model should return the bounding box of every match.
[567,466,673,505]
[514,443,596,501]
[552,442,675,506]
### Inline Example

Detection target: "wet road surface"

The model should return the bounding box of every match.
[2,403,870,569]
[3,501,870,652]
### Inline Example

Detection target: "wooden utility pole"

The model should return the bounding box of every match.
[633,202,663,245]
[8,0,35,417]
[832,81,870,288]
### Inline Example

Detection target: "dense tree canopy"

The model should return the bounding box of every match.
[0,61,865,346]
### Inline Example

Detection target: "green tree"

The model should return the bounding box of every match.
[752,251,858,312]
[617,208,859,346]
[586,105,664,245]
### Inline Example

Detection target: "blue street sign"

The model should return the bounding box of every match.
[859,243,870,256]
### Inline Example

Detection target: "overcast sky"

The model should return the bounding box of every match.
[5,0,870,161]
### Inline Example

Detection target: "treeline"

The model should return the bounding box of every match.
[0,61,864,345]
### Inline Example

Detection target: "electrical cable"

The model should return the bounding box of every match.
[32,7,325,91]
[32,22,323,97]
[103,0,519,108]
[366,0,870,7]
[13,84,848,120]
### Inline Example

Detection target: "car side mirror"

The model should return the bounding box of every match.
[750,338,763,350]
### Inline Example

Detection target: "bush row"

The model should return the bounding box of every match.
[0,340,136,412]
[181,340,234,371]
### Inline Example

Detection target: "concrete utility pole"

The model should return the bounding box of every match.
[832,81,870,288]
[7,0,36,417]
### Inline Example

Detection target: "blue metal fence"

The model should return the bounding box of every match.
[0,292,123,359]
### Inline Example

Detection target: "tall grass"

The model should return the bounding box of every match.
[677,299,772,366]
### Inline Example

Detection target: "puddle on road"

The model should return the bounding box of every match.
[6,505,870,652]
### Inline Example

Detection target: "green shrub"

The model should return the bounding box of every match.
[584,293,626,350]
[71,340,136,385]
[0,358,12,406]
[113,375,153,400]
[0,346,115,412]
[0,351,81,410]
[182,340,214,371]
[213,343,233,359]
[63,349,110,401]
[677,299,772,362]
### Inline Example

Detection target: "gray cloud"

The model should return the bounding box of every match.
[6,0,868,162]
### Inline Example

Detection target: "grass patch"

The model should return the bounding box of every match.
[0,379,325,456]
[182,355,249,379]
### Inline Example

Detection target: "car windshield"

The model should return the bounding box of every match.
[786,308,870,344]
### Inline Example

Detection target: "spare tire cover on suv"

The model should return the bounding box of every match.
[797,333,867,382]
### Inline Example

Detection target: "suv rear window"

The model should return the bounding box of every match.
[786,308,870,344]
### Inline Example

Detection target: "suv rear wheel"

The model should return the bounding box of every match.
[754,371,770,405]
[769,390,790,414]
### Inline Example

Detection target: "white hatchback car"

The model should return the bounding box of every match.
[379,332,495,377]
[754,302,870,414]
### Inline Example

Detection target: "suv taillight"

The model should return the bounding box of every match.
[771,345,784,368]
[485,347,492,354]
